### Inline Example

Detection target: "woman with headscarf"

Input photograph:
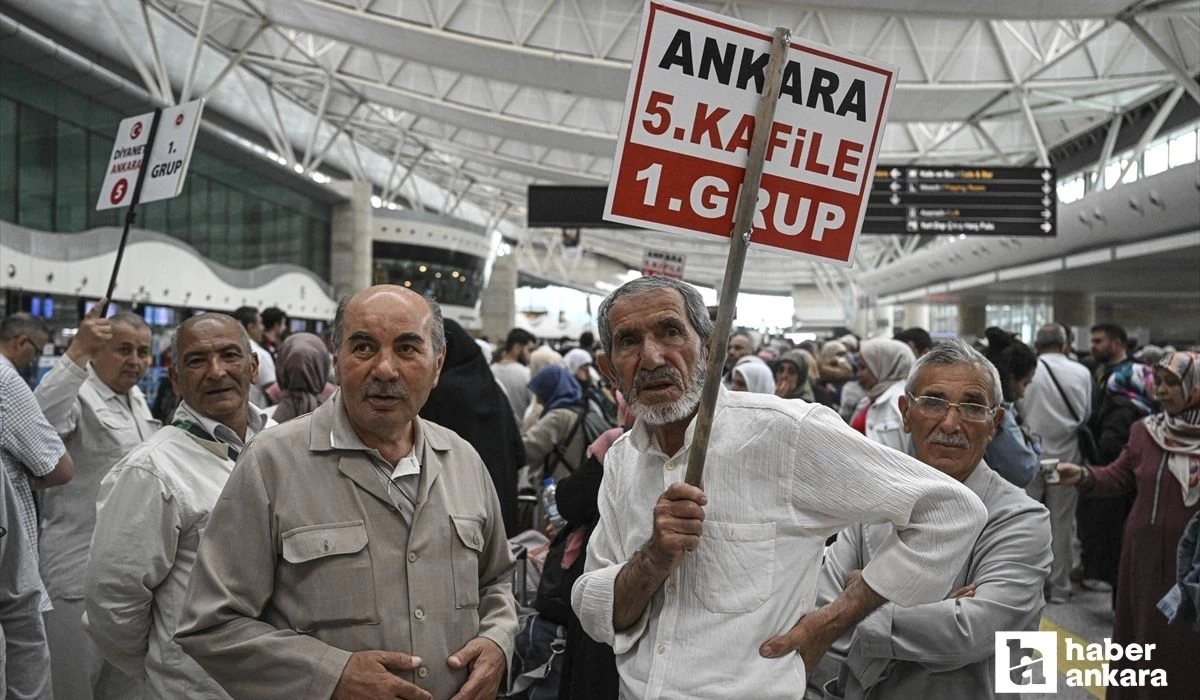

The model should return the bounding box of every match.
[731,357,776,395]
[775,349,814,402]
[523,364,589,485]
[419,319,525,535]
[813,340,854,408]
[269,333,336,423]
[849,338,915,453]
[1057,352,1200,700]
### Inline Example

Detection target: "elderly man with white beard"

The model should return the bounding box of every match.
[807,339,1052,699]
[571,276,988,700]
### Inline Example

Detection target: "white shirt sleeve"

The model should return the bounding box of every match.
[791,406,988,607]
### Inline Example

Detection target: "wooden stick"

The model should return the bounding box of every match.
[104,107,164,313]
[684,26,791,488]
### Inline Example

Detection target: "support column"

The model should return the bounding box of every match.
[480,251,517,341]
[329,180,373,300]
[901,302,931,330]
[1053,291,1095,329]
[957,300,987,338]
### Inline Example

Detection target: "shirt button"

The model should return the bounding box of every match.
[667,583,677,594]
[408,552,418,563]
[656,644,667,655]
[417,666,429,679]
[666,463,676,471]
[472,534,481,546]
[414,608,425,620]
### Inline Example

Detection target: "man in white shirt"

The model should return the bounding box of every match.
[234,306,277,406]
[809,339,1052,699]
[571,277,987,700]
[1022,323,1093,603]
[35,301,161,700]
[83,313,270,699]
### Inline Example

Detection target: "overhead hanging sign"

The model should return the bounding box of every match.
[602,0,896,266]
[641,249,686,279]
[96,99,205,211]
[866,165,1057,236]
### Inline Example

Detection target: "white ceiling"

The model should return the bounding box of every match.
[8,0,1200,295]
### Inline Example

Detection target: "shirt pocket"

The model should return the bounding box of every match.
[449,514,485,609]
[692,520,776,613]
[280,520,379,632]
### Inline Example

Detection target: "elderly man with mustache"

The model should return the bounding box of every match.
[83,312,271,699]
[807,338,1052,700]
[177,286,517,700]
[571,277,988,700]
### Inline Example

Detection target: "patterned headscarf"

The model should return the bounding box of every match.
[1143,352,1200,507]
[1106,361,1157,414]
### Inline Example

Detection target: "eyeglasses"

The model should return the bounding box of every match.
[906,393,996,423]
[23,338,40,355]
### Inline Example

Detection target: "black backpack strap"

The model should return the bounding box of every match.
[542,406,586,479]
[1040,358,1081,423]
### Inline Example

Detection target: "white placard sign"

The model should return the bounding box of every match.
[96,99,205,211]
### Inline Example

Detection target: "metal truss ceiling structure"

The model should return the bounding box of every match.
[6,0,1199,295]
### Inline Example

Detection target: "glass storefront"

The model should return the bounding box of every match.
[371,241,486,308]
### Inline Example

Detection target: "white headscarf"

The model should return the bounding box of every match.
[734,361,777,395]
[564,348,593,376]
[858,338,916,400]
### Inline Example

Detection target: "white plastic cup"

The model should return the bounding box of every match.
[1041,458,1061,484]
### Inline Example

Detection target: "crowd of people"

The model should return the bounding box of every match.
[0,279,1197,700]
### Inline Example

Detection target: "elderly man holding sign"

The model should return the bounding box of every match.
[571,276,987,698]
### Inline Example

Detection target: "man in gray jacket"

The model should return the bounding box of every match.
[810,339,1052,699]
[35,301,159,699]
[177,286,517,700]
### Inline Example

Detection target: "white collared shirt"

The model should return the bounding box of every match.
[328,390,424,524]
[572,389,987,700]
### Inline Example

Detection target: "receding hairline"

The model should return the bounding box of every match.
[909,359,996,401]
[177,315,244,345]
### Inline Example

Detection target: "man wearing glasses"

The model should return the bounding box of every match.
[808,338,1052,700]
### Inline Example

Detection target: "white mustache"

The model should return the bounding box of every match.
[632,367,684,394]
[928,431,969,448]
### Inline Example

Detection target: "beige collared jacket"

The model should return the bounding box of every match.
[176,395,518,700]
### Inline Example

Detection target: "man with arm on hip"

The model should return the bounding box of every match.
[571,276,988,699]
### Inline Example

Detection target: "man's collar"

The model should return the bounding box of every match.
[961,459,990,496]
[85,364,121,401]
[328,389,426,469]
[174,399,268,447]
[0,353,15,372]
[628,385,727,457]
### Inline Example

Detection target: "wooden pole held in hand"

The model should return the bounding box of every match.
[683,26,791,488]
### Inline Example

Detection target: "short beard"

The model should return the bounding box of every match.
[625,355,707,426]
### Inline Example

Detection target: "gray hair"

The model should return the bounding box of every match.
[0,312,50,341]
[110,312,150,334]
[597,276,714,356]
[329,293,445,355]
[905,337,1004,408]
[1034,323,1068,351]
[171,313,253,363]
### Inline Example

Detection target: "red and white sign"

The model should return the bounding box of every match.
[96,99,205,211]
[641,249,686,279]
[603,0,896,266]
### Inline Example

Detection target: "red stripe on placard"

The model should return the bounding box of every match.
[610,142,860,263]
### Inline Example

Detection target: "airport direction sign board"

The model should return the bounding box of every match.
[602,0,897,266]
[866,165,1057,236]
[96,99,205,211]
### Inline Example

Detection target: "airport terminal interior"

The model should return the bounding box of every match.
[0,0,1198,698]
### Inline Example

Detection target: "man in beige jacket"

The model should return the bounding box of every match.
[177,285,518,700]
